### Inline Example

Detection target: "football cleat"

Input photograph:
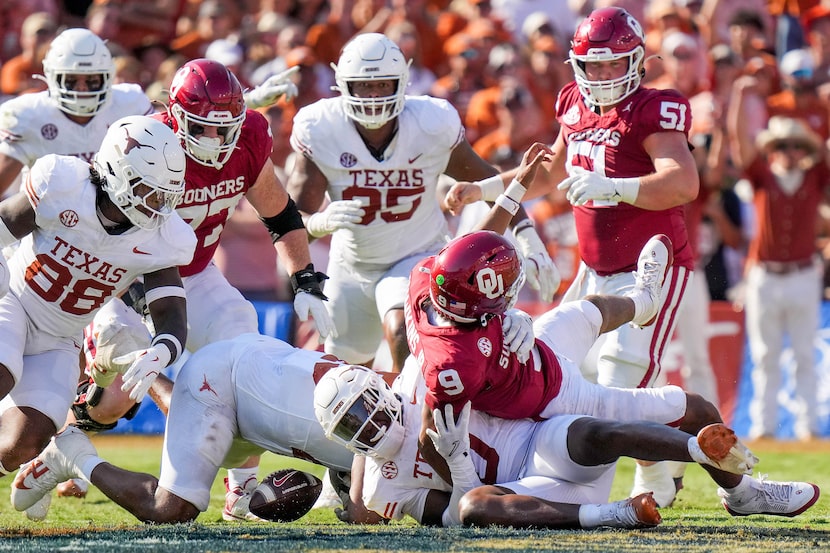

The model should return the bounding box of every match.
[56,478,89,498]
[11,426,94,512]
[222,476,264,522]
[697,423,759,475]
[24,493,52,522]
[718,476,820,517]
[627,234,673,327]
[630,461,677,508]
[605,493,662,528]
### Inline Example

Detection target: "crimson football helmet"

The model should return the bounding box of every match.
[429,231,525,324]
[314,365,405,460]
[167,59,246,169]
[333,33,410,129]
[41,28,114,117]
[568,7,646,106]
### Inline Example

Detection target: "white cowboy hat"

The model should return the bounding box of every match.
[756,116,822,154]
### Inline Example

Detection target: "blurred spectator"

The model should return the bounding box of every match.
[490,0,578,47]
[0,0,59,64]
[305,0,359,67]
[646,31,707,98]
[205,38,250,88]
[214,197,292,303]
[528,187,579,301]
[465,42,525,145]
[385,19,436,96]
[112,54,143,85]
[725,8,773,64]
[802,5,830,87]
[430,32,487,120]
[643,0,696,79]
[93,0,185,53]
[702,1,773,49]
[85,2,125,55]
[170,0,239,60]
[0,11,57,95]
[768,47,829,141]
[143,52,186,105]
[525,35,567,135]
[729,80,829,440]
[768,0,818,59]
[133,41,174,90]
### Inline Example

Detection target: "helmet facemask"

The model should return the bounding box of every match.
[315,366,405,459]
[569,47,645,106]
[170,103,245,169]
[42,28,115,117]
[94,116,186,230]
[333,33,410,130]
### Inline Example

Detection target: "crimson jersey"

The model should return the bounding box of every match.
[405,258,562,420]
[556,82,694,275]
[154,110,272,277]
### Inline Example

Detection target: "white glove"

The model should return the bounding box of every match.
[306,200,365,238]
[513,225,560,303]
[91,320,151,387]
[243,66,300,109]
[502,308,534,364]
[117,344,171,401]
[557,170,640,206]
[426,403,471,463]
[294,290,338,340]
[0,253,8,300]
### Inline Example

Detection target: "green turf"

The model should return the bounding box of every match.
[0,436,827,552]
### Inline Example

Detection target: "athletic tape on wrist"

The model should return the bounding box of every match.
[495,194,520,215]
[477,174,505,202]
[151,333,182,364]
[144,285,186,305]
[503,178,527,204]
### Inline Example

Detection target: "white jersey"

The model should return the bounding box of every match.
[362,366,536,522]
[0,83,152,168]
[8,155,196,338]
[290,96,462,265]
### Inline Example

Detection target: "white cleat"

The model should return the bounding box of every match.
[222,476,264,522]
[718,476,820,517]
[24,494,52,521]
[11,426,95,512]
[627,234,673,327]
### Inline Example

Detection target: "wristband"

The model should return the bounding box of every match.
[290,263,329,300]
[495,194,521,215]
[503,178,527,204]
[144,286,186,305]
[476,174,505,202]
[614,177,640,204]
[151,333,182,364]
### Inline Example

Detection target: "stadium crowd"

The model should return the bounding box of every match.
[0,0,828,529]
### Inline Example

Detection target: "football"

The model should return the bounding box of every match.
[248,469,323,522]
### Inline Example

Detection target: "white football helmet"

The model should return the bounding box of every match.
[568,7,646,106]
[314,365,405,459]
[333,33,410,129]
[93,116,186,230]
[41,28,115,117]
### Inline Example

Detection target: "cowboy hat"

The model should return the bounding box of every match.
[756,116,822,154]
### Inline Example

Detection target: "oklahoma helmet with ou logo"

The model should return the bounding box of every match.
[428,230,525,324]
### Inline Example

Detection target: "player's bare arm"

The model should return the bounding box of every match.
[0,155,24,198]
[0,188,37,237]
[636,131,700,210]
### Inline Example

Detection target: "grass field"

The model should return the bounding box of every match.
[0,435,828,552]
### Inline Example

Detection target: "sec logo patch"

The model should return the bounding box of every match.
[381,461,398,479]
[477,337,492,357]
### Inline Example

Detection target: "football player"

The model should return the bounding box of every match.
[314,364,817,528]
[444,6,701,507]
[0,28,154,197]
[285,33,558,375]
[11,332,357,524]
[0,116,195,507]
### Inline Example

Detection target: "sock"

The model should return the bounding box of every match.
[227,467,258,491]
[721,474,751,496]
[80,456,104,482]
[687,436,710,465]
[577,503,602,528]
[0,460,14,475]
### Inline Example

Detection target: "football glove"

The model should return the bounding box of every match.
[502,308,534,364]
[513,225,560,303]
[557,170,640,206]
[243,66,300,109]
[117,344,171,401]
[426,403,471,463]
[91,320,151,388]
[305,200,365,238]
[294,291,337,340]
